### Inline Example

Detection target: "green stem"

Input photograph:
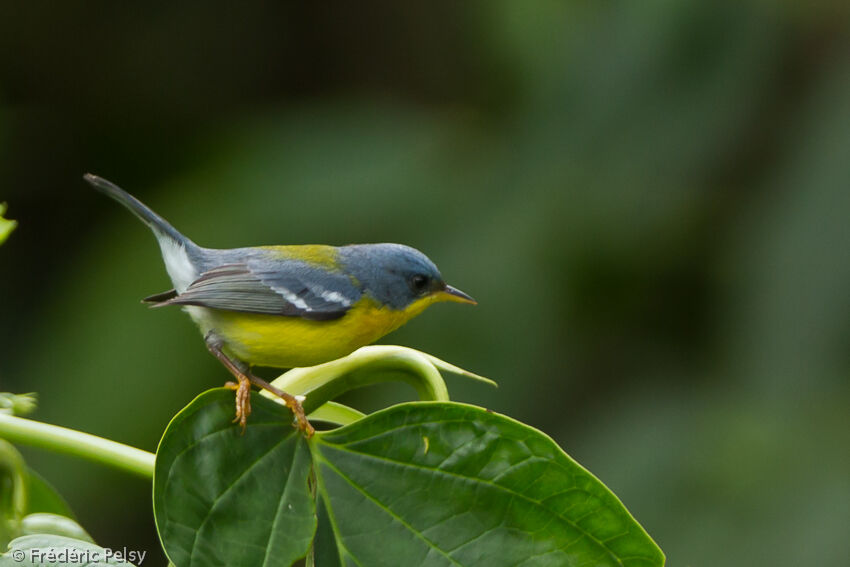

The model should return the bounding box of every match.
[0,414,155,479]
[0,439,27,526]
[270,345,451,415]
[307,402,366,426]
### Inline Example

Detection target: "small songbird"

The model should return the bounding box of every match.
[85,174,476,435]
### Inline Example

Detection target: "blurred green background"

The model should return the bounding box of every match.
[2,2,850,565]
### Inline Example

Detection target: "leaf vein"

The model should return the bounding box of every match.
[316,443,625,566]
[316,454,463,567]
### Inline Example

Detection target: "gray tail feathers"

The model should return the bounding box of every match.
[84,174,197,251]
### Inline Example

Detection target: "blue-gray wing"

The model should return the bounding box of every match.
[153,262,360,321]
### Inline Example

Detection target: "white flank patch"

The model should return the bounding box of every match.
[158,238,197,293]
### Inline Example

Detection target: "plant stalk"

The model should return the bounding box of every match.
[0,413,155,479]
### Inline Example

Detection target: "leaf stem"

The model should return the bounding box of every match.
[269,345,451,415]
[307,402,366,426]
[0,413,155,479]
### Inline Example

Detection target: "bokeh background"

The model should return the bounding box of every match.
[2,2,850,565]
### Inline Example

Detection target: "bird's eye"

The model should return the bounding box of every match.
[409,274,430,294]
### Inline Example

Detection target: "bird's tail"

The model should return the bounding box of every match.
[85,173,202,291]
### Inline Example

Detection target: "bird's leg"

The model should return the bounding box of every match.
[204,332,313,437]
[204,334,252,432]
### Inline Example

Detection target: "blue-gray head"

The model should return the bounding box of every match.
[340,243,476,310]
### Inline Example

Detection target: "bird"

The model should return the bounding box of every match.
[85,174,476,436]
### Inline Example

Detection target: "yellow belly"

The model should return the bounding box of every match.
[186,295,435,368]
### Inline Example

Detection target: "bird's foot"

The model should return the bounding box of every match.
[224,376,314,437]
[224,377,252,434]
[244,375,314,437]
[276,390,314,438]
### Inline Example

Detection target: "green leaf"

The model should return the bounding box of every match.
[153,390,316,567]
[0,440,26,549]
[312,403,664,567]
[155,391,663,567]
[0,393,37,417]
[0,203,15,245]
[313,497,341,567]
[24,470,74,519]
[0,446,77,549]
[19,514,92,542]
[2,534,137,566]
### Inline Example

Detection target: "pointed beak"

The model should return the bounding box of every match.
[439,285,477,305]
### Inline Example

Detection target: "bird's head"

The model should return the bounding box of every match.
[340,243,476,313]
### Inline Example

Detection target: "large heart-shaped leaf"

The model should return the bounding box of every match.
[312,403,663,567]
[155,391,663,567]
[153,390,316,567]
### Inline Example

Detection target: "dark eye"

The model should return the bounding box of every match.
[409,274,430,294]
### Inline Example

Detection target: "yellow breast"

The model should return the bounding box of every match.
[188,295,437,368]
